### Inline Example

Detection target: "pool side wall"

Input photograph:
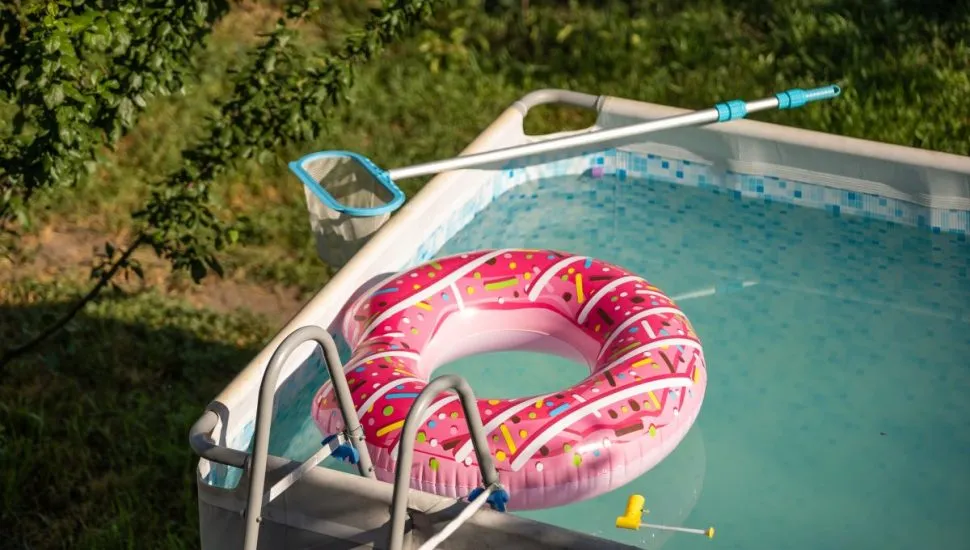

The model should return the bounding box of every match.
[595,97,970,233]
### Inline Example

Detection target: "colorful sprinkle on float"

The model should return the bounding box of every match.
[311,248,708,511]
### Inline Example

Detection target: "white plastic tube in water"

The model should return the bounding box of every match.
[672,277,968,323]
[672,280,760,302]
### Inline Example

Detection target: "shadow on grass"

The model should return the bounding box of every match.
[0,283,273,550]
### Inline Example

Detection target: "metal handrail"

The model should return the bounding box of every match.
[387,374,506,550]
[190,409,340,505]
[188,325,377,550]
[243,325,377,550]
[187,328,376,476]
[190,409,251,469]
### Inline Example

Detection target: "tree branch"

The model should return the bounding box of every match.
[0,233,146,372]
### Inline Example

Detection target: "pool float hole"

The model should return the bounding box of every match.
[427,325,594,400]
[433,350,589,400]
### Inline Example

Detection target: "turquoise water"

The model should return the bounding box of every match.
[270,173,970,549]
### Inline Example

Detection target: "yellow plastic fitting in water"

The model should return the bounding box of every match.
[615,494,646,530]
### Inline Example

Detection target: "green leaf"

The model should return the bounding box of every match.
[117,97,135,127]
[15,207,30,229]
[189,259,207,283]
[43,85,65,108]
[256,149,274,165]
[14,65,32,90]
[555,24,574,43]
[45,31,67,54]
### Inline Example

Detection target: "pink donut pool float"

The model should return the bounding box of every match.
[312,248,708,511]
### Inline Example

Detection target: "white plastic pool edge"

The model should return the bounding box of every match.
[192,88,970,549]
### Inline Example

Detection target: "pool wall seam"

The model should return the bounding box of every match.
[609,149,970,235]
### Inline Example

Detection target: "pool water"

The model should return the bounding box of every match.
[271,173,970,550]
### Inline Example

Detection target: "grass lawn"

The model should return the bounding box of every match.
[1,0,967,548]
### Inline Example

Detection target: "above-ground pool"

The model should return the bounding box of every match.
[191,89,970,550]
[264,170,970,549]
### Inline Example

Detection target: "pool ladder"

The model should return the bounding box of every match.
[189,325,506,550]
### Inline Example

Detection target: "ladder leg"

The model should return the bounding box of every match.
[242,325,376,550]
[387,374,508,550]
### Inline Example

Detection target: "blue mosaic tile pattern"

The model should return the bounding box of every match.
[408,147,969,267]
[432,173,970,550]
[610,150,970,235]
[407,149,606,268]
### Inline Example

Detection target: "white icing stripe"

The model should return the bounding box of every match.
[373,332,406,339]
[601,338,702,373]
[577,275,644,324]
[453,394,554,463]
[527,256,586,301]
[572,393,601,417]
[345,350,421,373]
[596,307,686,361]
[389,394,460,458]
[359,249,511,340]
[319,350,421,400]
[356,377,425,419]
[510,376,693,471]
[641,320,657,339]
[450,282,464,311]
[346,272,402,344]
[635,289,667,297]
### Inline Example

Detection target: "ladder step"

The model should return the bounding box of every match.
[263,435,338,505]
